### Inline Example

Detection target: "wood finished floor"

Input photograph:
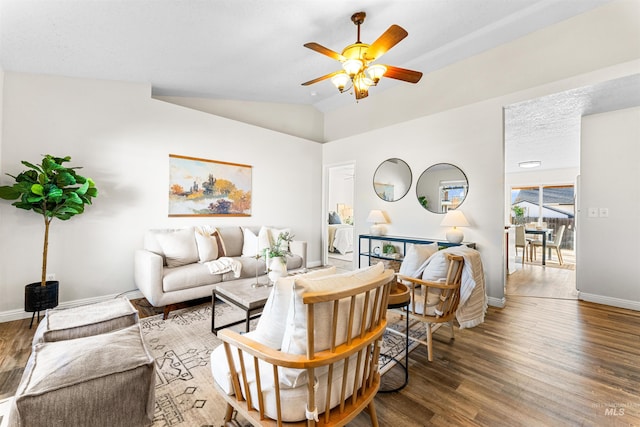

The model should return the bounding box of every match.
[1,269,639,426]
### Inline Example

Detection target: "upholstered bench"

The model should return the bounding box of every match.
[9,298,155,427]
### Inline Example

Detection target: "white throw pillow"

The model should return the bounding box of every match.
[155,227,199,268]
[279,262,385,388]
[241,227,271,257]
[399,243,439,279]
[422,250,449,281]
[194,230,219,263]
[253,266,337,349]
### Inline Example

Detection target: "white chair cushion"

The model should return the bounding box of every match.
[279,262,384,387]
[422,250,449,281]
[253,266,337,349]
[155,227,199,268]
[399,243,439,279]
[211,334,362,422]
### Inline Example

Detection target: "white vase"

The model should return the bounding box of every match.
[268,256,288,283]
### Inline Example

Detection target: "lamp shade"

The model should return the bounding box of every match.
[440,210,469,227]
[366,210,387,224]
[440,210,469,244]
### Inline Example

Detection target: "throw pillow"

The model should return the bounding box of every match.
[253,266,337,349]
[194,229,219,263]
[241,227,271,257]
[328,211,342,224]
[155,227,199,268]
[422,250,449,281]
[399,243,439,279]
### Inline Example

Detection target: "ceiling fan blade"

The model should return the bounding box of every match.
[383,65,423,83]
[365,25,408,61]
[304,42,345,61]
[301,70,342,86]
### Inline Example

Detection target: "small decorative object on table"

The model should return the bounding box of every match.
[263,231,295,285]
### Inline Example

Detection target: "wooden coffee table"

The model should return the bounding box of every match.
[211,277,273,335]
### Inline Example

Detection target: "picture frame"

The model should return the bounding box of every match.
[168,154,252,217]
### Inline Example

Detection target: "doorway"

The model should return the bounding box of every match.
[324,162,355,272]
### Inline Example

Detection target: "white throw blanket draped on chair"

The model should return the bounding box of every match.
[204,257,242,277]
[413,245,487,329]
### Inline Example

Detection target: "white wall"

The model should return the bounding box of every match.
[323,99,506,305]
[323,62,640,308]
[0,73,322,319]
[323,0,640,142]
[156,96,325,143]
[328,165,354,214]
[578,107,640,309]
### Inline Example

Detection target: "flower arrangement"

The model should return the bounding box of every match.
[263,231,294,260]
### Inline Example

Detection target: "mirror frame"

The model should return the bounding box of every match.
[372,158,412,202]
[415,163,469,213]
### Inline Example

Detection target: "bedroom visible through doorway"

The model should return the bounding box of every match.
[326,163,355,272]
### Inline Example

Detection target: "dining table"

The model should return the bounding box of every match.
[525,228,552,265]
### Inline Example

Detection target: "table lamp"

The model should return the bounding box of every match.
[440,210,469,244]
[367,210,388,236]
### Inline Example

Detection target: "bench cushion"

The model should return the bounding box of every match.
[32,297,139,344]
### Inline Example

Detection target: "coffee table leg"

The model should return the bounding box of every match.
[246,310,251,333]
[211,290,217,334]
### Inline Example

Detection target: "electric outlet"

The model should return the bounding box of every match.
[46,273,56,281]
[587,208,598,218]
[599,207,609,218]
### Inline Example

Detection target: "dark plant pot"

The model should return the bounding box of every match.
[25,281,59,312]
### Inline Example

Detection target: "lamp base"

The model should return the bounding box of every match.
[369,224,385,236]
[445,228,464,244]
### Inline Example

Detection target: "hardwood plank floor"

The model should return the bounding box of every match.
[1,278,638,425]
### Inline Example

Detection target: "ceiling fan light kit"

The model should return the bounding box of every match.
[302,11,422,101]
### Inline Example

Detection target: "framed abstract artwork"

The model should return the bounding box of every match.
[168,154,252,217]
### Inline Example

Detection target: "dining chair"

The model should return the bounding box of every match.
[515,225,528,265]
[530,225,566,265]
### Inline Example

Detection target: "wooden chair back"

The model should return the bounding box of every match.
[216,269,394,427]
[397,253,464,361]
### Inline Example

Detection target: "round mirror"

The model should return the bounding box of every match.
[416,163,468,213]
[373,158,412,202]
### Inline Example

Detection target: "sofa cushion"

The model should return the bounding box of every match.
[155,227,199,268]
[32,297,139,344]
[11,324,155,427]
[163,262,223,292]
[253,267,337,349]
[217,226,243,257]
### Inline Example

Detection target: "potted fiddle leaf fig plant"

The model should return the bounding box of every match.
[0,155,98,321]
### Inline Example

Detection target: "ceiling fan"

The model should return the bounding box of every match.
[302,11,423,100]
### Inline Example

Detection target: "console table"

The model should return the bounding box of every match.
[358,234,476,268]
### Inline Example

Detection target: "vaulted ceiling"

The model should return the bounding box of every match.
[0,0,611,112]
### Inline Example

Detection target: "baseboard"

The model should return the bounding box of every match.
[578,292,640,312]
[0,290,144,324]
[487,296,506,308]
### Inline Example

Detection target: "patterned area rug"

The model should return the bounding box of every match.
[140,302,426,427]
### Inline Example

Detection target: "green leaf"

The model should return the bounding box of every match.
[76,180,89,195]
[0,186,20,200]
[21,161,43,173]
[26,195,44,203]
[56,171,77,187]
[31,184,44,196]
[46,186,63,200]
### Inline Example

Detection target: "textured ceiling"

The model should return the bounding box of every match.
[0,0,610,111]
[504,74,640,174]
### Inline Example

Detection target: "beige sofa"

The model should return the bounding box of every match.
[134,225,307,318]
